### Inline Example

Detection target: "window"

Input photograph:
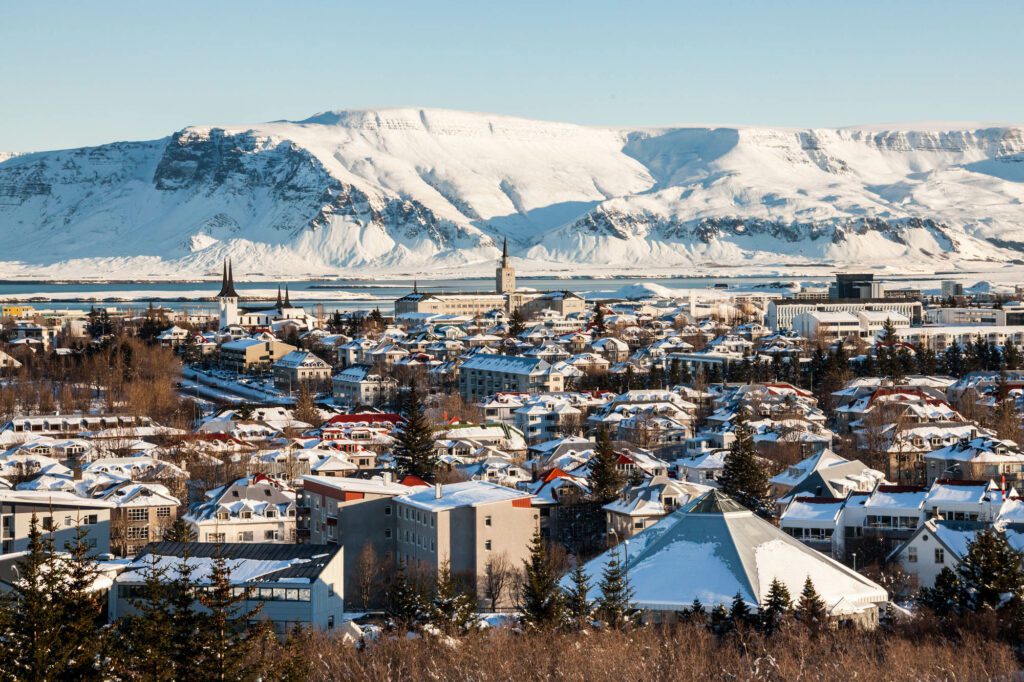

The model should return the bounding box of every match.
[217,512,229,521]
[265,530,280,541]
[634,520,645,529]
[907,547,918,563]
[156,507,171,518]
[484,515,492,527]
[240,511,253,519]
[127,527,149,540]
[484,540,492,551]
[385,505,392,516]
[42,517,53,531]
[265,509,277,518]
[207,533,225,542]
[239,531,254,542]
[127,508,148,521]
[935,548,945,564]
[384,528,392,539]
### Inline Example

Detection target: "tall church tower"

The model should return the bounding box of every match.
[495,238,516,294]
[217,259,240,329]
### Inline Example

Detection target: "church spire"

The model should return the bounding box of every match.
[276,285,283,308]
[284,284,291,307]
[502,237,509,264]
[217,259,239,298]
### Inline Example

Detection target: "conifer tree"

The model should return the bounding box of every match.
[795,577,828,632]
[508,307,526,337]
[759,578,792,634]
[520,530,565,629]
[105,555,178,681]
[564,559,593,629]
[0,515,104,680]
[592,305,606,336]
[958,526,1024,611]
[1004,342,1022,371]
[728,591,752,628]
[428,561,477,635]
[718,413,772,517]
[163,517,198,543]
[588,426,624,504]
[918,566,966,617]
[386,562,426,630]
[944,343,966,378]
[595,550,634,630]
[709,603,731,636]
[392,381,438,482]
[197,553,261,680]
[684,598,706,624]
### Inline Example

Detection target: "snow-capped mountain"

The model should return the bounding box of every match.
[1,108,1023,278]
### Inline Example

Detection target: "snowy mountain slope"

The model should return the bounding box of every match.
[0,108,1022,278]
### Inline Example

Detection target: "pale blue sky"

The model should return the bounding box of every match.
[2,0,1022,152]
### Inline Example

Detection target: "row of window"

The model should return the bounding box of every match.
[42,514,98,530]
[126,507,173,521]
[907,547,944,564]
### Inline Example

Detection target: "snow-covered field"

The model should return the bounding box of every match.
[1,107,1023,279]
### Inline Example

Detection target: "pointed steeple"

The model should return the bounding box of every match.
[276,285,283,308]
[502,237,509,264]
[413,280,418,293]
[284,284,291,307]
[217,259,239,298]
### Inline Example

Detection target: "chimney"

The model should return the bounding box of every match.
[434,483,443,500]
[382,471,393,484]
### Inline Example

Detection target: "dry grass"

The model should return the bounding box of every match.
[287,623,1018,682]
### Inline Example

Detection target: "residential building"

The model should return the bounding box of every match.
[110,542,344,633]
[1,490,112,555]
[272,350,332,393]
[184,475,298,544]
[332,365,398,407]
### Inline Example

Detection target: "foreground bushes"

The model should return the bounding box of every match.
[280,623,1017,682]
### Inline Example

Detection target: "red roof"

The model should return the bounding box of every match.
[325,413,403,426]
[400,474,429,487]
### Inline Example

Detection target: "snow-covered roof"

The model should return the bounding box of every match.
[400,480,532,512]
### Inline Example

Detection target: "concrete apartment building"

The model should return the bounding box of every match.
[219,336,296,373]
[303,474,418,607]
[332,365,399,407]
[767,299,923,332]
[99,482,180,557]
[396,481,538,607]
[272,350,332,393]
[0,490,112,555]
[458,354,564,402]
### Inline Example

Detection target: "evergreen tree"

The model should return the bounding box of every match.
[428,561,477,635]
[759,578,792,634]
[684,598,706,625]
[564,559,593,629]
[508,307,526,337]
[728,591,753,628]
[595,550,635,630]
[717,413,772,517]
[709,603,731,636]
[520,530,565,629]
[795,577,828,632]
[197,553,260,680]
[163,517,198,543]
[592,305,606,336]
[1004,342,1022,371]
[944,343,966,378]
[386,562,426,630]
[105,555,178,681]
[958,526,1024,611]
[588,426,625,504]
[0,516,104,680]
[392,381,438,482]
[918,566,966,618]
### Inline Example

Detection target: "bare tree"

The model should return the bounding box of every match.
[481,552,513,611]
[356,542,382,611]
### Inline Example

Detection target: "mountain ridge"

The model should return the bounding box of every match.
[1,107,1023,278]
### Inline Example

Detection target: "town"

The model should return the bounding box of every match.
[0,250,1021,678]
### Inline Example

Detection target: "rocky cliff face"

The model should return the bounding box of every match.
[0,108,1022,276]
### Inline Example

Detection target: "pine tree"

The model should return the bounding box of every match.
[684,598,706,625]
[428,560,477,635]
[0,515,105,680]
[520,530,565,629]
[717,413,772,517]
[795,577,828,632]
[392,381,438,482]
[728,591,752,628]
[386,562,426,630]
[105,555,178,681]
[197,553,260,680]
[944,343,966,378]
[958,526,1024,611]
[592,305,606,335]
[163,517,198,543]
[759,578,792,634]
[918,566,966,618]
[588,426,624,504]
[709,603,731,636]
[564,559,593,629]
[508,307,526,337]
[1004,342,1022,371]
[595,550,635,630]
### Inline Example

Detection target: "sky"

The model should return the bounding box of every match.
[2,0,1022,152]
